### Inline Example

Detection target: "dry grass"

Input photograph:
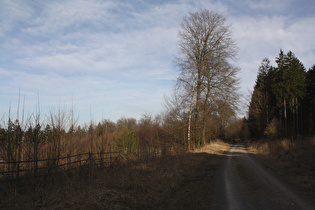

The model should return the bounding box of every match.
[194,139,231,155]
[248,138,315,197]
[0,140,231,209]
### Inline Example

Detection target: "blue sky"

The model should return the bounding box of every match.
[1,0,314,126]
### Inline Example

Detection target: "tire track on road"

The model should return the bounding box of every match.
[212,143,315,210]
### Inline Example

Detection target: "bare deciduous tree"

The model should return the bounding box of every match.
[174,9,240,148]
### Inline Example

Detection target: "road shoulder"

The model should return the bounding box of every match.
[247,140,315,199]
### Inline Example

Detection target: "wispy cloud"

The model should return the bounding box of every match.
[232,13,315,94]
[246,0,292,11]
[1,0,314,123]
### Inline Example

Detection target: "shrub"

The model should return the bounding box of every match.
[115,126,138,156]
[264,118,281,139]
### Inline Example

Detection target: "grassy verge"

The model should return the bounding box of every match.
[248,138,315,197]
[0,140,231,209]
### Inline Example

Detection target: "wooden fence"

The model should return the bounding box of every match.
[0,151,121,182]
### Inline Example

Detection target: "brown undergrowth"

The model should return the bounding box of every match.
[248,138,315,197]
[0,140,231,209]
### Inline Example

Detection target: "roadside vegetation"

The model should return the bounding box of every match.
[248,138,315,197]
[0,140,231,209]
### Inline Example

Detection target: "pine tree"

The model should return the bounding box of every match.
[273,51,306,137]
[248,50,307,139]
[248,58,274,138]
[305,65,315,136]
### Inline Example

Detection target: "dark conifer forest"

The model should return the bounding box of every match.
[247,50,315,139]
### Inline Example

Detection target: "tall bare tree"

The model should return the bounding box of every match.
[175,9,239,148]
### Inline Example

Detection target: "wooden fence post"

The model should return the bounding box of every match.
[11,160,15,187]
[67,155,69,171]
[34,158,38,177]
[110,149,112,165]
[11,160,14,181]
[79,154,81,168]
[100,152,103,168]
[16,159,20,187]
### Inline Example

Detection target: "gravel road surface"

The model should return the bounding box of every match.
[211,144,315,210]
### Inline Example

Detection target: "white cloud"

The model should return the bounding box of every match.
[232,13,315,97]
[283,17,315,67]
[1,0,315,123]
[23,0,114,35]
[16,22,179,79]
[0,1,34,36]
[246,0,293,11]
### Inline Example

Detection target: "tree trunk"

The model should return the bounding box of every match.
[188,101,193,150]
[284,97,287,138]
[195,69,202,148]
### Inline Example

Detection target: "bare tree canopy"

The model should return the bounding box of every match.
[173,9,240,149]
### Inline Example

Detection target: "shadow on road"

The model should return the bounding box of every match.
[211,144,315,210]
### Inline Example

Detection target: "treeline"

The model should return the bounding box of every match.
[247,50,315,139]
[0,105,242,165]
[0,113,181,164]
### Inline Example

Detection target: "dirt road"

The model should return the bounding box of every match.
[211,144,315,210]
